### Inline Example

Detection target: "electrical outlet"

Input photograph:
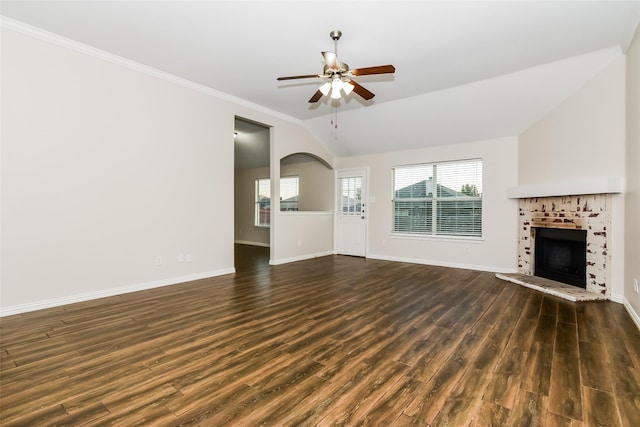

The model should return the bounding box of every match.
[155,256,162,266]
[634,278,639,293]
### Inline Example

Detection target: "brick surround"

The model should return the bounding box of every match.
[518,194,611,297]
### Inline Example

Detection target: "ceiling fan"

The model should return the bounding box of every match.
[277,30,395,103]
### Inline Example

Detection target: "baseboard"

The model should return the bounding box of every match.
[0,268,235,317]
[623,297,640,331]
[366,253,518,274]
[234,240,270,248]
[610,293,625,304]
[269,250,334,266]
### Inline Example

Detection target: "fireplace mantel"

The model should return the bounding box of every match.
[507,176,623,199]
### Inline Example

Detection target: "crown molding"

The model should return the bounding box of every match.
[0,16,303,126]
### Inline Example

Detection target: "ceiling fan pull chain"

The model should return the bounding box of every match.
[331,105,335,127]
[330,105,338,129]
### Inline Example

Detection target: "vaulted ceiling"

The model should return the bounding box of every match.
[2,1,639,157]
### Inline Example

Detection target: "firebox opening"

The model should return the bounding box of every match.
[534,228,587,288]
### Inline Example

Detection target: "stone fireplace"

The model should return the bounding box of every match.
[517,194,611,297]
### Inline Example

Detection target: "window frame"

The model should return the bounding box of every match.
[255,177,271,228]
[391,159,483,239]
[339,176,363,216]
[279,175,300,212]
[254,175,300,227]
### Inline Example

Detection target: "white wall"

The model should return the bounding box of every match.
[272,159,335,263]
[519,56,626,185]
[336,137,519,273]
[234,166,270,246]
[271,212,334,264]
[518,56,627,299]
[1,27,233,312]
[625,25,640,324]
[0,25,332,315]
[269,126,335,264]
[281,160,334,211]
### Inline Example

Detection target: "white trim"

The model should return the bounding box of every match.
[279,211,333,216]
[624,297,640,331]
[0,268,235,317]
[269,250,334,266]
[507,177,624,199]
[367,253,518,274]
[0,17,302,126]
[390,233,484,244]
[235,240,270,247]
[610,293,625,304]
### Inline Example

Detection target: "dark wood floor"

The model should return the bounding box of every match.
[1,244,639,426]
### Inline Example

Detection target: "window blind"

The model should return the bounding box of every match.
[393,159,482,237]
[340,176,362,215]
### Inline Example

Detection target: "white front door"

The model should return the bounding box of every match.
[336,170,366,257]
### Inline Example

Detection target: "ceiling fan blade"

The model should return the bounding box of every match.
[322,51,339,69]
[349,80,375,100]
[277,74,321,81]
[350,65,396,76]
[308,90,323,103]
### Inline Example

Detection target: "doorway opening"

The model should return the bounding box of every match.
[234,117,271,269]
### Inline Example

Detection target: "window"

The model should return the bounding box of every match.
[255,178,271,227]
[279,176,299,212]
[392,159,482,237]
[339,176,362,215]
[255,176,299,227]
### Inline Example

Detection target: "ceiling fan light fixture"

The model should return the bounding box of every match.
[330,77,344,99]
[319,81,331,96]
[342,81,354,95]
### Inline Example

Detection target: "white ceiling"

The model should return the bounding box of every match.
[2,1,640,158]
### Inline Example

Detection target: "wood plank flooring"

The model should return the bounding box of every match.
[1,244,639,426]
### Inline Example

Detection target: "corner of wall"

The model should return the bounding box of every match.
[518,54,626,185]
[624,297,640,331]
[624,16,640,325]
